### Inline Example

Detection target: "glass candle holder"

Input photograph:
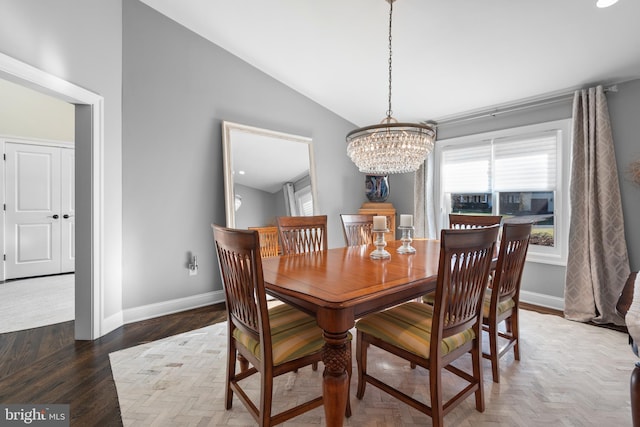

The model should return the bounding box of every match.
[397,226,416,254]
[370,228,391,259]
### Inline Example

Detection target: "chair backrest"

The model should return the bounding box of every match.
[276,215,328,255]
[248,226,280,257]
[432,225,500,347]
[212,225,271,359]
[340,214,374,246]
[449,214,502,229]
[490,221,533,305]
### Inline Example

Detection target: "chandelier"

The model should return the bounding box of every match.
[346,0,435,174]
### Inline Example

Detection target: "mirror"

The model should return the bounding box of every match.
[222,121,318,229]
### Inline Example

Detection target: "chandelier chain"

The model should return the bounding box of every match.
[387,0,393,118]
[345,0,436,175]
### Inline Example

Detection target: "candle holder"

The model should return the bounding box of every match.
[397,226,416,254]
[370,229,391,259]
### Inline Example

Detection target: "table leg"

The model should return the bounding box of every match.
[322,331,350,427]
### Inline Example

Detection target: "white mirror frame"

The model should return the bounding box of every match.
[221,121,318,228]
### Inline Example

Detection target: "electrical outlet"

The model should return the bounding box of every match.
[188,255,198,276]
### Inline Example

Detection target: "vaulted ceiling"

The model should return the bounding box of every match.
[140,0,640,126]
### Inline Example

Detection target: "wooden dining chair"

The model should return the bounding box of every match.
[355,225,499,427]
[482,221,532,383]
[422,214,503,305]
[340,214,374,246]
[248,226,280,257]
[449,213,502,229]
[276,215,328,255]
[212,224,327,426]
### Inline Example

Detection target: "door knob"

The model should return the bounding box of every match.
[48,214,59,219]
[63,214,69,219]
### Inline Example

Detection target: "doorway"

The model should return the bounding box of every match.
[0,51,107,340]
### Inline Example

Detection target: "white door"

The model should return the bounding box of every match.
[5,142,74,279]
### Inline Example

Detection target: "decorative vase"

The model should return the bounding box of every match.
[365,175,389,202]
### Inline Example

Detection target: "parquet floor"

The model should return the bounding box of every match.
[109,308,636,426]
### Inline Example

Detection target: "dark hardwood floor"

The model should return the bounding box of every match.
[0,304,227,426]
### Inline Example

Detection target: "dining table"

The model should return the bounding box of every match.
[261,238,442,427]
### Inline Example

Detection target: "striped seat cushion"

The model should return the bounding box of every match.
[421,292,436,305]
[482,289,515,318]
[268,302,315,335]
[234,303,351,366]
[356,302,475,359]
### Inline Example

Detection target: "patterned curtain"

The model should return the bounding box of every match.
[564,85,630,325]
[414,152,437,239]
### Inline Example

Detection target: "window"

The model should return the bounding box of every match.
[435,119,571,265]
[295,186,314,216]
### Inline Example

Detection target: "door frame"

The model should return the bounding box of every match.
[0,51,106,340]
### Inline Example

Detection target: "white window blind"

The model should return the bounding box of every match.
[297,190,314,216]
[493,132,557,191]
[442,143,492,193]
[442,132,558,193]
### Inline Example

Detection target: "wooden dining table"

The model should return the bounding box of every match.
[261,238,442,427]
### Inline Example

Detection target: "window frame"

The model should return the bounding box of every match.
[434,119,572,265]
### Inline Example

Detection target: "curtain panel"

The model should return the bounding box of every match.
[564,85,630,325]
[414,153,437,239]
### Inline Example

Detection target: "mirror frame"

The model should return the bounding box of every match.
[221,121,319,228]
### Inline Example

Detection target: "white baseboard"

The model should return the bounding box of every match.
[122,290,226,325]
[520,290,564,312]
[102,311,124,336]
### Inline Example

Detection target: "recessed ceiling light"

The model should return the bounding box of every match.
[596,0,619,8]
[238,170,245,175]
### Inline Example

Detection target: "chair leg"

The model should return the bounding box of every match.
[511,311,520,361]
[471,341,485,412]
[631,362,640,427]
[238,353,250,373]
[312,361,318,371]
[356,331,367,399]
[346,345,352,417]
[487,319,500,383]
[261,370,274,427]
[429,363,444,427]
[226,342,237,409]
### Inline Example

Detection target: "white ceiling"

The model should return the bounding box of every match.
[139,0,640,126]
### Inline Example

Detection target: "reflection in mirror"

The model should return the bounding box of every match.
[222,121,318,229]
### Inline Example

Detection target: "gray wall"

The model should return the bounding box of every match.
[608,79,640,272]
[234,184,278,229]
[122,1,361,310]
[0,0,123,321]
